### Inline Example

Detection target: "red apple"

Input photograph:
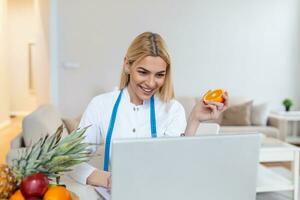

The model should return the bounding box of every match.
[20,173,49,198]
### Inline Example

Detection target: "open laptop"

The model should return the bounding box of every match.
[104,134,261,200]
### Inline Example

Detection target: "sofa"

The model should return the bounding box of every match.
[177,96,281,138]
[6,96,282,169]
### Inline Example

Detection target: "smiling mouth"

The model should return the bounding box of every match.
[139,85,154,95]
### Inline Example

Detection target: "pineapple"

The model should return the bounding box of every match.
[0,164,17,198]
[0,125,93,199]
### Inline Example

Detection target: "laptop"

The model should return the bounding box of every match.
[107,134,261,200]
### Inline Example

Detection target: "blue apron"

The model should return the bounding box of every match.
[103,89,157,171]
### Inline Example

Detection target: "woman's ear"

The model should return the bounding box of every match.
[123,56,130,74]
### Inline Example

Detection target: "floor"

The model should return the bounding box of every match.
[0,116,22,164]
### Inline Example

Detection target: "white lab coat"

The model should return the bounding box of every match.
[69,87,187,184]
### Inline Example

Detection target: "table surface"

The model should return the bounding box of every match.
[261,138,299,150]
[269,112,300,120]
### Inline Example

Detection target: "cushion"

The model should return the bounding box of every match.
[176,96,197,120]
[62,116,82,133]
[228,96,250,106]
[251,102,269,126]
[22,105,68,147]
[221,101,253,126]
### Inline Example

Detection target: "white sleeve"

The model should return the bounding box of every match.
[78,97,102,152]
[164,101,187,137]
[69,97,101,184]
[68,163,97,185]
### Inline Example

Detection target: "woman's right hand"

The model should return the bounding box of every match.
[87,169,111,188]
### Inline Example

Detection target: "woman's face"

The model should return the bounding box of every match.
[125,56,167,104]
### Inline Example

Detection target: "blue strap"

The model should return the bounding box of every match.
[103,90,123,171]
[150,95,157,137]
[103,90,157,171]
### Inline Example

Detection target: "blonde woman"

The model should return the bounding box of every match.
[70,32,228,188]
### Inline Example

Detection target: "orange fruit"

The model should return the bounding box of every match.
[203,89,225,103]
[9,190,25,200]
[43,186,71,200]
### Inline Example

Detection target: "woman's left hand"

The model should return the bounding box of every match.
[184,91,229,136]
[190,91,229,122]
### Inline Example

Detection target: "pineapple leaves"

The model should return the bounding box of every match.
[11,125,93,182]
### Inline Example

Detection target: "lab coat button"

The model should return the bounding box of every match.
[132,128,136,133]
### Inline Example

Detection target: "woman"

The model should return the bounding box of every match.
[71,32,228,188]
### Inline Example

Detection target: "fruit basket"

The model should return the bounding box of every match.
[0,126,92,200]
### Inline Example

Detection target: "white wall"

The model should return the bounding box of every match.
[34,0,50,106]
[7,0,37,114]
[54,0,300,117]
[0,0,10,128]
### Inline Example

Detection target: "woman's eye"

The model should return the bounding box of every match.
[156,74,165,78]
[138,71,147,75]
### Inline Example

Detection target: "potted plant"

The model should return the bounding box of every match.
[282,98,293,111]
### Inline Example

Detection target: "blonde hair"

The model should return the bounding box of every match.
[119,32,174,102]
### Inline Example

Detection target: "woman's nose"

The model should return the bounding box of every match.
[146,76,156,88]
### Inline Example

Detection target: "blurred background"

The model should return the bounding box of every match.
[1,0,300,162]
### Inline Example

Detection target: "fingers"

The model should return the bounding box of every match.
[206,101,224,111]
[206,101,223,107]
[223,91,228,98]
[205,104,218,114]
[222,91,229,109]
[206,104,219,119]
